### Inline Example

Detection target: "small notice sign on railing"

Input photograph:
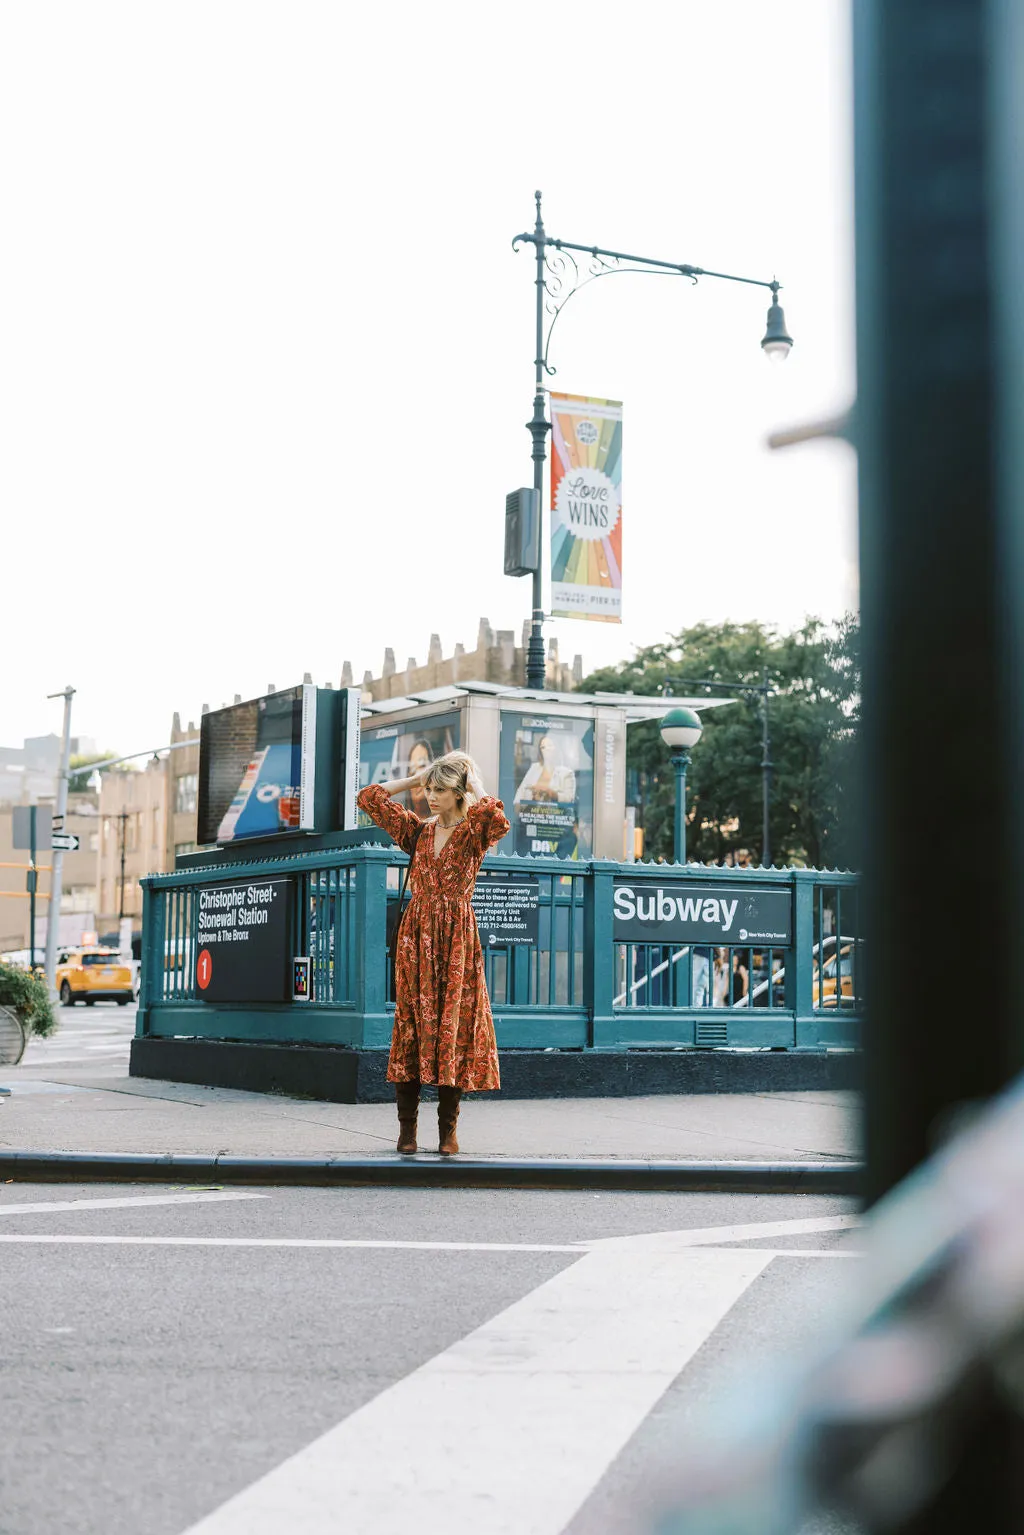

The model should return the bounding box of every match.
[472,870,540,947]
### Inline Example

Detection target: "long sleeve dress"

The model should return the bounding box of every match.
[356,784,511,1091]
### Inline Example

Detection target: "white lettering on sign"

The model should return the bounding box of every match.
[197,882,280,941]
[554,466,621,541]
[603,725,617,804]
[613,885,739,934]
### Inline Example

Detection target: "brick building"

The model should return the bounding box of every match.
[346,618,583,704]
[163,621,585,863]
[96,759,168,936]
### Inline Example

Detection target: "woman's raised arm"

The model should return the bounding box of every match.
[357,779,425,853]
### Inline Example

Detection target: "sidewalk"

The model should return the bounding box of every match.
[0,1064,860,1164]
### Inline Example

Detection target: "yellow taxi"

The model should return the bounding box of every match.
[56,948,133,1007]
[818,941,857,1007]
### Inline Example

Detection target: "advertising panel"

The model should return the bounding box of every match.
[358,712,461,825]
[195,876,293,1002]
[197,686,359,846]
[612,881,793,946]
[498,712,594,859]
[550,393,622,624]
[198,686,313,846]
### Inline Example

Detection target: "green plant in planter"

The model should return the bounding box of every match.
[0,962,57,1038]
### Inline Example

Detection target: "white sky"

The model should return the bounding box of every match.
[1,0,856,756]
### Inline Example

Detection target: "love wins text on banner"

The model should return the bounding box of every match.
[550,394,622,624]
[612,882,792,945]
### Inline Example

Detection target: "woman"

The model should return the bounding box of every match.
[406,739,433,820]
[712,947,731,1008]
[513,733,577,805]
[357,751,510,1155]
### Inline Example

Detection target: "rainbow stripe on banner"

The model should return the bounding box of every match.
[550,393,622,624]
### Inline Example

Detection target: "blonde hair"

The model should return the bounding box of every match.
[423,750,480,807]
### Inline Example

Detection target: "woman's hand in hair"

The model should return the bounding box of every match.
[465,764,486,802]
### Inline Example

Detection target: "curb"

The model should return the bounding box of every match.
[0,1152,863,1194]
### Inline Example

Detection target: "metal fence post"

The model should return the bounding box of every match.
[136,879,164,1034]
[354,854,391,1048]
[585,863,617,1047]
[790,870,817,1047]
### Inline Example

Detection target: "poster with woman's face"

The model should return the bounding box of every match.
[498,713,594,858]
[358,713,461,825]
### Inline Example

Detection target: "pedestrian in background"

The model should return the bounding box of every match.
[712,947,731,1007]
[357,752,509,1155]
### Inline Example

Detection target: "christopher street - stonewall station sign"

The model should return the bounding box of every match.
[195,877,293,1003]
[613,880,793,946]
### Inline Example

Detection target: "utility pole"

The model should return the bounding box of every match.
[512,196,792,692]
[117,811,128,921]
[28,806,37,966]
[525,193,551,692]
[43,686,75,991]
[759,671,773,867]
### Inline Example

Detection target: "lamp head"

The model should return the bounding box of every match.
[660,706,703,751]
[761,284,793,361]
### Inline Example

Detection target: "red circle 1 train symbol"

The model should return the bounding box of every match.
[197,949,213,990]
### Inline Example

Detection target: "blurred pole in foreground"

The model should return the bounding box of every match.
[855,0,1024,1195]
[853,0,1024,1523]
[657,2,1024,1529]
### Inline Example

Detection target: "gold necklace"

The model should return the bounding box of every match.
[437,816,464,830]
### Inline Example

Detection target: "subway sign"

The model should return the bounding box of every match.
[613,881,792,946]
[195,876,293,1002]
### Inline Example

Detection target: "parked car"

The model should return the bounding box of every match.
[55,948,133,1007]
[732,935,859,1008]
[0,948,47,971]
[818,941,856,1007]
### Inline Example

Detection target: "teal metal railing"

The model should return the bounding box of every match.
[138,850,861,1052]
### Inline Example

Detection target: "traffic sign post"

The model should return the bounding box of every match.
[29,811,36,966]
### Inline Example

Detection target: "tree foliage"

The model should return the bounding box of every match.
[69,750,119,793]
[580,617,860,868]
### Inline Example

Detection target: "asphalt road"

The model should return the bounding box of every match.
[0,1183,862,1535]
[17,998,136,1074]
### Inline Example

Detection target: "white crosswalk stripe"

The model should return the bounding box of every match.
[179,1244,776,1535]
[168,1214,856,1535]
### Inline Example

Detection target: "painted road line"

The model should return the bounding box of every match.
[0,1192,270,1218]
[0,1235,861,1258]
[768,1249,862,1257]
[588,1213,861,1251]
[0,1235,582,1251]
[177,1246,775,1535]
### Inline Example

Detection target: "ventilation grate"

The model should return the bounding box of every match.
[695,1019,729,1048]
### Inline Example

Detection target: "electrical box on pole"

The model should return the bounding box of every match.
[503,488,540,576]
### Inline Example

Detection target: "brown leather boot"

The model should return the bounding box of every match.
[395,1081,420,1154]
[437,1086,462,1155]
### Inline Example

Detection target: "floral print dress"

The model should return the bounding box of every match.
[357,784,510,1091]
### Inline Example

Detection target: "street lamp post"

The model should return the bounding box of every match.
[660,707,703,863]
[664,675,775,864]
[511,193,793,690]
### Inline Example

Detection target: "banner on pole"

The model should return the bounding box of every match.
[550,393,622,623]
